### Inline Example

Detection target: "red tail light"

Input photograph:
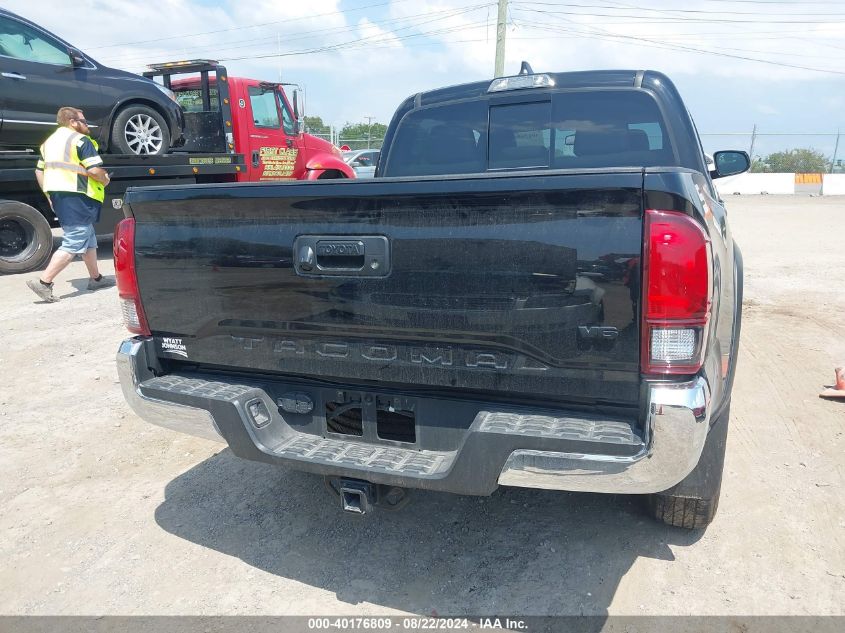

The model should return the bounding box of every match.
[113,218,150,336]
[641,209,711,375]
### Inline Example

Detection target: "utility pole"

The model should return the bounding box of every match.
[364,115,374,149]
[830,129,840,174]
[494,0,508,77]
[277,33,282,82]
[748,124,757,159]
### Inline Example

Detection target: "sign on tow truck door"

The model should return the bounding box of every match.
[244,81,299,181]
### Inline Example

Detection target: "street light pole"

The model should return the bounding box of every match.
[364,115,374,149]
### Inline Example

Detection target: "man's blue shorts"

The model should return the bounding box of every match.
[59,224,97,254]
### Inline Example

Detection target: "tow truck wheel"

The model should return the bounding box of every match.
[316,169,347,179]
[0,201,53,275]
[111,105,171,156]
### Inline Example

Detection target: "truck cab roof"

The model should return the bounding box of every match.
[381,68,704,178]
[411,69,676,107]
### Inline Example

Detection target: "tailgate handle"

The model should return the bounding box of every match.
[294,235,390,277]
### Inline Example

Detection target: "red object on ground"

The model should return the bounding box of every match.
[819,367,845,399]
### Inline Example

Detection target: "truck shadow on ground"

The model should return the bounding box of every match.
[155,449,703,616]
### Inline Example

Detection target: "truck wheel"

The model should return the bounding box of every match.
[0,201,53,275]
[316,170,347,179]
[647,401,730,529]
[111,105,171,155]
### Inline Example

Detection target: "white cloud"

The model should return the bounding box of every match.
[4,0,844,128]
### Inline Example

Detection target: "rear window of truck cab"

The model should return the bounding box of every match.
[383,90,675,177]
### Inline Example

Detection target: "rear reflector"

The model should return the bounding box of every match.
[113,218,150,336]
[642,210,711,375]
[119,298,145,332]
[651,328,697,362]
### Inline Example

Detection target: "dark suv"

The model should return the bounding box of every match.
[0,9,184,155]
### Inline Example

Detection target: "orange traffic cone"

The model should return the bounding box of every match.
[819,367,845,399]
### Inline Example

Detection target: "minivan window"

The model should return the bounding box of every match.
[248,87,280,128]
[0,16,71,65]
[382,90,674,176]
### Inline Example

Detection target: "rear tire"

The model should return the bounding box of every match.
[110,105,171,156]
[647,401,731,529]
[0,200,53,275]
[648,490,720,530]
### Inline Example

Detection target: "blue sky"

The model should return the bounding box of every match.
[6,0,845,159]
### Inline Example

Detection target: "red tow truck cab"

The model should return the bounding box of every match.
[150,60,354,182]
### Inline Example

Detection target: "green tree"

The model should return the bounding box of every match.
[338,121,387,150]
[303,116,330,138]
[752,148,829,173]
[749,157,768,173]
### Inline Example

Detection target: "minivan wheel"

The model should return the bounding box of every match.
[111,105,171,155]
[0,201,53,274]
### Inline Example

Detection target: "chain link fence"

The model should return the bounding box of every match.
[306,132,384,152]
[307,126,843,172]
[700,130,843,173]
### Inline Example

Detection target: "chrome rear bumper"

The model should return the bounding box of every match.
[497,377,710,494]
[117,337,710,495]
[116,339,224,443]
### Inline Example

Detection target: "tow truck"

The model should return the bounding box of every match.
[0,60,353,274]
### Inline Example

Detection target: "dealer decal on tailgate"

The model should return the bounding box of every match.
[160,337,188,358]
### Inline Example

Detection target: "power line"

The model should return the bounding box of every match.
[514,16,845,75]
[218,18,492,63]
[515,0,845,16]
[512,7,845,24]
[699,0,845,4]
[88,0,419,51]
[101,3,492,67]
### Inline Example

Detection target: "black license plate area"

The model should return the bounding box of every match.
[324,391,416,445]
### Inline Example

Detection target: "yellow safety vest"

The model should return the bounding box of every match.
[38,127,105,203]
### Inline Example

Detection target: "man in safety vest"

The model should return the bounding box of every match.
[26,106,114,302]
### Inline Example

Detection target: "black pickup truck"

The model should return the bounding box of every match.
[116,67,749,528]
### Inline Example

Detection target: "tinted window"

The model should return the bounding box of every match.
[279,92,296,135]
[551,91,672,168]
[0,16,70,65]
[383,90,674,176]
[355,151,379,166]
[489,101,551,170]
[248,87,280,128]
[383,100,487,177]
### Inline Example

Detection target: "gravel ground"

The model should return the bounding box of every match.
[0,195,843,616]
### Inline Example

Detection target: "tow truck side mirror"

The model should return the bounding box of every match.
[293,89,302,135]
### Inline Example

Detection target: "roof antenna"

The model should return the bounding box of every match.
[519,61,534,75]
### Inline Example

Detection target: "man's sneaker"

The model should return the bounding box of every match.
[26,279,59,303]
[87,275,116,291]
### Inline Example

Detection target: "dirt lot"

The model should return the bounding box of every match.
[0,195,843,616]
